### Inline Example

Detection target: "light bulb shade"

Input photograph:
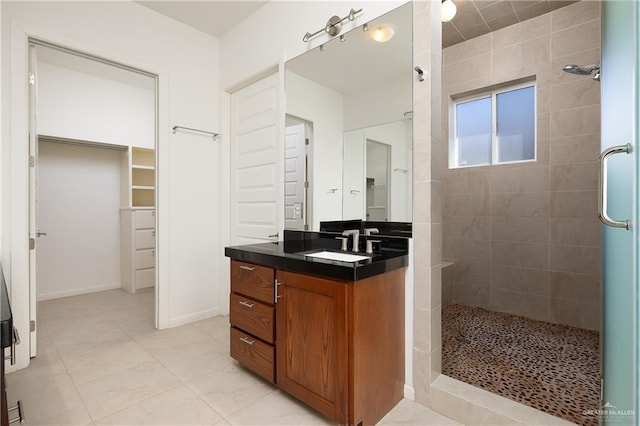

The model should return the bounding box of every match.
[441,0,457,22]
[370,25,395,43]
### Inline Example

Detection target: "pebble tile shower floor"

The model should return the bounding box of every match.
[442,304,600,425]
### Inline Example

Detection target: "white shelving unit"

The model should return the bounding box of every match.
[121,147,156,293]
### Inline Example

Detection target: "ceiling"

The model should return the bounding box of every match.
[135,1,268,37]
[443,0,579,47]
[134,0,579,49]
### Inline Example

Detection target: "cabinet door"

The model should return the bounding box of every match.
[276,270,348,424]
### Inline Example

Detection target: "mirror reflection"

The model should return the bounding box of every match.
[284,2,413,231]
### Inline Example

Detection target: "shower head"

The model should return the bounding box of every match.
[562,64,601,80]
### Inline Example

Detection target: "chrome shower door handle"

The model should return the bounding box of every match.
[598,143,632,230]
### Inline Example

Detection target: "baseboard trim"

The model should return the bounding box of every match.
[168,308,219,328]
[404,384,415,400]
[37,282,121,301]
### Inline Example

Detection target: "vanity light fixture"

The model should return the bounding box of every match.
[441,0,457,22]
[370,25,395,43]
[302,7,363,43]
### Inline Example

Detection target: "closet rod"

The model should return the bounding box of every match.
[172,126,219,140]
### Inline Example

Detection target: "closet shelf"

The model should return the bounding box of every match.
[132,164,155,170]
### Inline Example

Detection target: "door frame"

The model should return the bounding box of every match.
[7,22,168,369]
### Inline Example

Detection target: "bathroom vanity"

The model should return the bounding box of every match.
[225,230,408,425]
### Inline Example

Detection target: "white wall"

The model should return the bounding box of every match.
[2,1,221,368]
[286,71,344,231]
[37,142,122,300]
[344,76,412,132]
[343,120,412,222]
[221,1,403,90]
[37,61,154,149]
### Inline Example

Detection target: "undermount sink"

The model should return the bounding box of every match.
[304,250,370,263]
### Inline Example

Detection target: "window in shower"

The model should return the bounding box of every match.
[449,82,536,168]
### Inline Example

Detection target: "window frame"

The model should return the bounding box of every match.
[449,81,537,169]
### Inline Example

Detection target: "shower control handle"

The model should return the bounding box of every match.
[598,143,632,230]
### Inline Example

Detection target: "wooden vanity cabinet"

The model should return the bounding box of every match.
[229,260,276,383]
[276,268,405,426]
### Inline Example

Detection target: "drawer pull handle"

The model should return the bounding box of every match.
[239,265,255,271]
[240,337,254,346]
[239,300,254,308]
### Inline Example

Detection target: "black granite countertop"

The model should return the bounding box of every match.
[225,230,409,282]
[1,265,13,350]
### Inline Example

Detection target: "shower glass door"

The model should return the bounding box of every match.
[600,1,637,423]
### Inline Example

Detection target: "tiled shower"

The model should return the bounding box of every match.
[442,0,601,331]
[440,1,601,423]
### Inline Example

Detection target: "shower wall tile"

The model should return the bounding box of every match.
[550,190,598,218]
[414,307,432,353]
[550,271,600,303]
[537,86,550,114]
[551,0,600,32]
[442,1,601,329]
[491,36,550,84]
[549,79,600,112]
[444,53,491,88]
[443,32,491,65]
[537,114,551,144]
[491,265,549,296]
[443,216,490,240]
[414,180,433,223]
[550,245,601,276]
[550,162,598,191]
[443,238,490,262]
[550,134,600,165]
[453,282,489,308]
[443,169,490,194]
[551,19,601,59]
[431,266,443,309]
[444,193,490,217]
[490,165,550,193]
[492,13,550,50]
[549,217,601,247]
[549,105,601,138]
[489,289,548,322]
[491,192,550,217]
[491,216,550,243]
[491,241,549,269]
[550,298,600,330]
[452,259,490,287]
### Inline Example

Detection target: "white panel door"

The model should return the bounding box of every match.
[230,73,282,245]
[284,123,306,230]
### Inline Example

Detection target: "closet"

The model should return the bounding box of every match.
[120,147,156,293]
[34,43,156,300]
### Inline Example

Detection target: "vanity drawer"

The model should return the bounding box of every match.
[135,210,155,229]
[230,260,275,304]
[135,268,155,289]
[135,249,155,270]
[135,229,156,250]
[230,293,274,343]
[230,327,274,383]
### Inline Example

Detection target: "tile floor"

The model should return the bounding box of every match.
[442,304,599,426]
[7,289,459,425]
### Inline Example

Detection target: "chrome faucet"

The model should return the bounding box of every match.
[342,229,360,253]
[364,228,379,236]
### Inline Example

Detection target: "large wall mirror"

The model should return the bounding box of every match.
[284,2,413,231]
